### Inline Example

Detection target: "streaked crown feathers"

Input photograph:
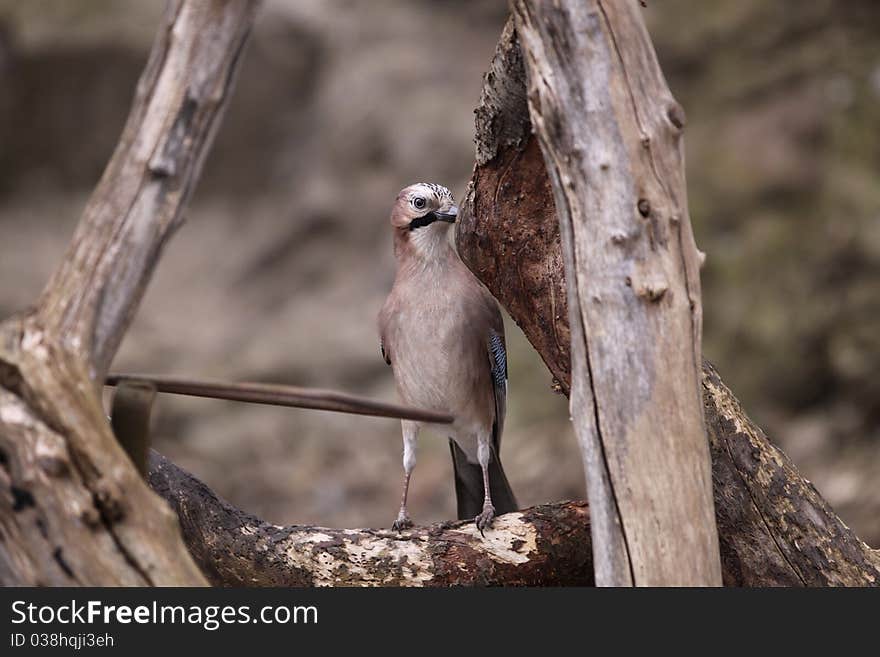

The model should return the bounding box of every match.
[405,182,454,205]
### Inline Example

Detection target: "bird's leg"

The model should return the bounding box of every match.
[475,438,495,533]
[392,421,417,531]
[392,471,413,531]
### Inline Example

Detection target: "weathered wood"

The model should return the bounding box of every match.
[703,363,880,586]
[146,366,880,587]
[36,0,258,380]
[459,21,571,394]
[139,3,876,589]
[0,0,259,586]
[457,13,879,587]
[3,0,876,589]
[148,452,594,587]
[508,0,720,585]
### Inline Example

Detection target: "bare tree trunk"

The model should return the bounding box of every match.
[0,0,259,586]
[458,16,880,587]
[508,0,721,585]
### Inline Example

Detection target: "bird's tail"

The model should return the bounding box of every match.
[449,439,518,520]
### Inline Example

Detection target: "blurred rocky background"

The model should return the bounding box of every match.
[1,0,878,543]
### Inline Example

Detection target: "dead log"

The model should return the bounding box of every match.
[148,452,594,587]
[457,16,880,586]
[703,363,880,586]
[0,0,259,586]
[145,357,879,587]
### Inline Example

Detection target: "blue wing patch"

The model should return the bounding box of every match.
[489,331,507,387]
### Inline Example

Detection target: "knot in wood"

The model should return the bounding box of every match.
[667,102,686,130]
[633,275,669,302]
[94,481,126,523]
[38,454,69,478]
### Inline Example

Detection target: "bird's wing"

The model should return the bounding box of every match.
[451,299,517,520]
[487,321,507,451]
[378,295,395,366]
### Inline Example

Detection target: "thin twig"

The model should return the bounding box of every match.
[105,374,454,424]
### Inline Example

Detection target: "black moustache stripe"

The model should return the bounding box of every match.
[408,211,439,230]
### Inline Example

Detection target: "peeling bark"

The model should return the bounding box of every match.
[455,19,572,402]
[703,363,880,586]
[457,12,879,587]
[459,21,571,394]
[148,452,594,587]
[0,0,259,586]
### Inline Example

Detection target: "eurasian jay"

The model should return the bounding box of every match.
[378,182,517,532]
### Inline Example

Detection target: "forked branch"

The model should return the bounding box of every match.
[457,14,879,587]
[0,0,260,586]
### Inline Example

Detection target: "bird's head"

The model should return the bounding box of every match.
[391,182,458,230]
[391,183,458,262]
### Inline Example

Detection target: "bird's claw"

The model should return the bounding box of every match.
[392,515,413,531]
[475,503,496,535]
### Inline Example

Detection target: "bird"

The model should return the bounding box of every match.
[378,182,517,532]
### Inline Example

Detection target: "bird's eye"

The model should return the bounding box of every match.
[413,197,427,210]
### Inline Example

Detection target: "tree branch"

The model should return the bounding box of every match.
[148,452,594,587]
[5,1,876,589]
[509,0,720,585]
[457,14,879,587]
[37,0,259,380]
[139,7,880,586]
[105,375,454,424]
[703,363,880,586]
[143,7,879,588]
[0,0,259,586]
[147,361,880,586]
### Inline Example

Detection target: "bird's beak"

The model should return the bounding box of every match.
[434,205,458,223]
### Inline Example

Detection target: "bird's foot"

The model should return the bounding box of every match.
[475,503,496,535]
[392,514,413,531]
